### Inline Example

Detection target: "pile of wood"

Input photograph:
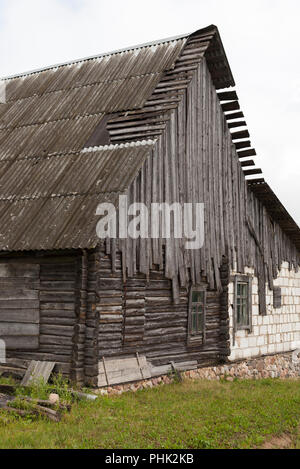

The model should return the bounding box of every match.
[0,384,70,422]
[0,360,71,422]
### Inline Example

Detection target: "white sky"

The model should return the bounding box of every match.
[0,0,299,224]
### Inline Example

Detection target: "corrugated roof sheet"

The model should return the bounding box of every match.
[0,31,191,251]
[0,38,186,159]
[0,114,103,160]
[0,25,297,253]
[0,73,164,129]
[3,39,186,97]
[0,143,154,251]
[0,32,190,251]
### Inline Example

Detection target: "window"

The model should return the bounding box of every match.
[234,275,252,332]
[188,287,206,344]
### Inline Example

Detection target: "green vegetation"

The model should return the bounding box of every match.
[0,378,300,449]
[13,374,74,404]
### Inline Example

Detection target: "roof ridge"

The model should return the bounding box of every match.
[0,25,221,82]
[1,34,189,82]
[82,140,157,153]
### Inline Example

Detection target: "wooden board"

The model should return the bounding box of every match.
[0,310,39,324]
[98,355,151,387]
[0,263,40,350]
[1,337,39,351]
[21,361,56,387]
[0,264,40,279]
[0,324,39,336]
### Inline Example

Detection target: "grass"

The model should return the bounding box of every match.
[0,378,300,449]
[13,374,74,403]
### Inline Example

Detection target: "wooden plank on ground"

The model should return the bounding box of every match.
[98,355,151,387]
[21,361,56,387]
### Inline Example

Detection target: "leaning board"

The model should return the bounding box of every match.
[21,361,56,387]
[98,355,151,387]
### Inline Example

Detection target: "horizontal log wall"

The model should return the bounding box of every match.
[2,255,77,377]
[96,246,225,369]
[0,263,40,350]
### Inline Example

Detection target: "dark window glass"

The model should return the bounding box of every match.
[236,281,250,328]
[190,289,205,337]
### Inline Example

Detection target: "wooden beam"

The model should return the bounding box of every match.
[235,140,251,150]
[247,178,265,184]
[1,337,39,350]
[228,121,246,129]
[21,361,56,387]
[217,91,238,101]
[210,67,232,80]
[231,130,250,140]
[237,149,257,158]
[246,217,264,257]
[226,111,244,121]
[243,168,263,176]
[221,101,240,112]
[0,323,39,336]
[240,160,255,167]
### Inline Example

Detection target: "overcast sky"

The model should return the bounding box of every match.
[0,0,299,224]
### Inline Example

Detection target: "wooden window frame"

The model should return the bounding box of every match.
[187,286,206,346]
[234,275,252,333]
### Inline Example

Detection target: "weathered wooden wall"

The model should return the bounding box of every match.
[114,57,299,308]
[0,263,40,350]
[90,57,299,382]
[0,255,78,377]
[1,56,298,386]
[86,245,229,386]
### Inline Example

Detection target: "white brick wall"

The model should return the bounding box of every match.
[229,262,300,361]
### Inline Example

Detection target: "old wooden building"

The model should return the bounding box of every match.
[0,25,299,386]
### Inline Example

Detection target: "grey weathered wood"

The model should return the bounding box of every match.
[98,355,151,387]
[0,263,41,351]
[0,264,39,279]
[0,323,39,336]
[21,361,56,387]
[1,34,299,388]
[95,56,300,378]
[0,310,39,324]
